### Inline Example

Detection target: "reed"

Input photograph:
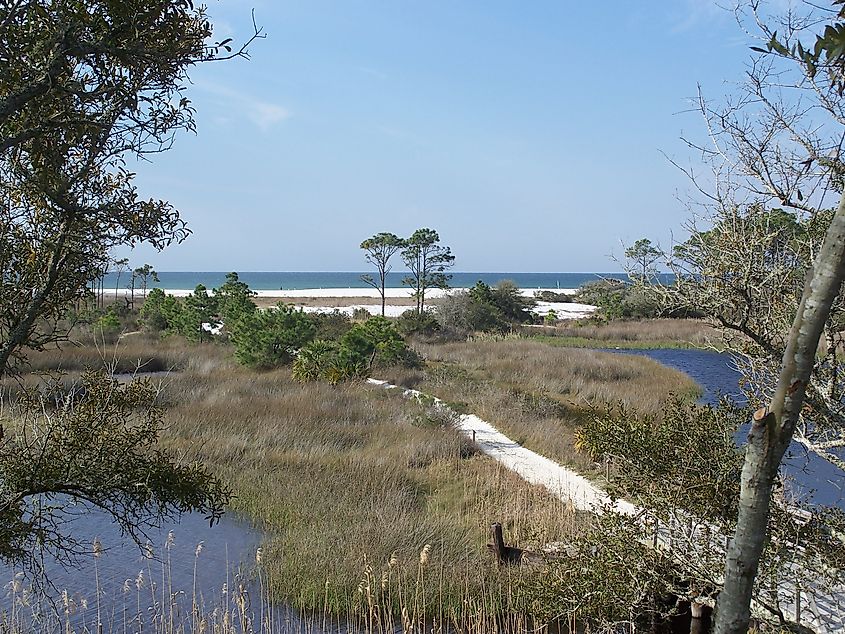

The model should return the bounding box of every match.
[1,332,693,632]
[527,318,720,349]
[401,338,700,471]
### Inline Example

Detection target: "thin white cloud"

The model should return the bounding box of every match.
[670,0,728,33]
[250,102,290,130]
[195,81,291,130]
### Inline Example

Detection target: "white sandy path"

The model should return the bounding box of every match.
[367,379,845,631]
[366,378,636,516]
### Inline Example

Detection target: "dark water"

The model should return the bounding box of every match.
[613,348,845,508]
[0,506,264,630]
[99,271,675,291]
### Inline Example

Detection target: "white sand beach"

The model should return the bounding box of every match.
[102,287,596,320]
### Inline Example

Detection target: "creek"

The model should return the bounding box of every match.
[610,348,845,508]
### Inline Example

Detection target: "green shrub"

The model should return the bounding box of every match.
[293,317,419,384]
[436,281,535,335]
[534,290,573,302]
[486,280,535,323]
[292,340,342,382]
[575,280,663,319]
[177,284,219,342]
[396,309,440,337]
[139,288,182,332]
[308,310,353,341]
[95,309,122,336]
[214,272,257,326]
[341,317,420,368]
[231,303,316,369]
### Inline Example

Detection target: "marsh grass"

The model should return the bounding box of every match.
[528,318,720,349]
[132,352,586,626]
[3,332,685,632]
[20,332,217,375]
[401,339,700,472]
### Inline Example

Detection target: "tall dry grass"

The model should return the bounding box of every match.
[527,318,719,349]
[20,332,216,375]
[398,339,700,471]
[148,355,585,625]
[3,330,692,631]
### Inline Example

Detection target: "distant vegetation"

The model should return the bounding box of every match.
[434,280,535,336]
[360,228,455,315]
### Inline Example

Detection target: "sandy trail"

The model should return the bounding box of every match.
[366,378,636,516]
[366,378,845,631]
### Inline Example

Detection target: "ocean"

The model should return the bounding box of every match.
[101,271,639,291]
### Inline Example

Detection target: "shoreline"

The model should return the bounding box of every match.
[100,286,596,319]
[100,287,580,298]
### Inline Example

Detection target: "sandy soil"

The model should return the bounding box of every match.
[109,287,596,320]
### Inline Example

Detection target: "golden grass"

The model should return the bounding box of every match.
[20,332,216,375]
[148,355,584,623]
[395,339,700,472]
[528,318,720,348]
[4,329,700,630]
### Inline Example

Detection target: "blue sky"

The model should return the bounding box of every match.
[122,1,755,272]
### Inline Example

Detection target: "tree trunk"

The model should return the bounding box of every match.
[0,220,71,375]
[714,191,845,634]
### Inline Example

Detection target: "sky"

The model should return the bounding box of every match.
[121,0,761,272]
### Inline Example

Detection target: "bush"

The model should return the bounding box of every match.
[436,281,535,335]
[177,284,219,342]
[292,340,341,382]
[396,309,440,337]
[341,317,420,368]
[308,310,353,341]
[95,308,122,341]
[486,280,535,323]
[231,303,316,369]
[575,280,662,319]
[139,288,182,333]
[213,272,257,327]
[534,290,573,303]
[293,317,419,384]
[351,307,371,321]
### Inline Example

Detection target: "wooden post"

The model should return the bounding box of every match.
[491,523,506,563]
[690,602,709,634]
[472,430,476,443]
[488,523,523,564]
[795,584,802,624]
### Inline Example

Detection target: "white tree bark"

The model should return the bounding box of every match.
[715,191,845,633]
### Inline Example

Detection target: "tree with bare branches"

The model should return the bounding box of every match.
[642,3,845,631]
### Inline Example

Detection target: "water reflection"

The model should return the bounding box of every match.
[0,506,263,631]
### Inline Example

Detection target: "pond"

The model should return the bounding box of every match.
[0,506,271,631]
[610,348,845,509]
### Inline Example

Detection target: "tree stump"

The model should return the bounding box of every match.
[487,522,524,564]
